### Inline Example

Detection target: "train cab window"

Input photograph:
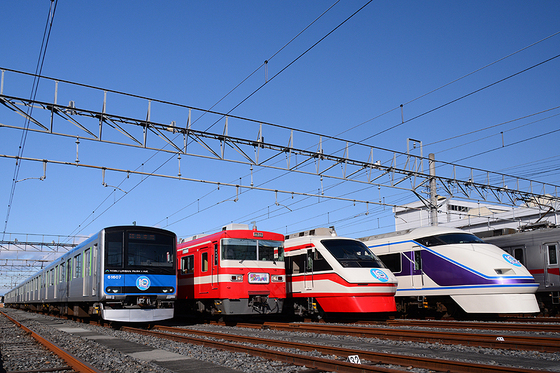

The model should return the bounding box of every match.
[258,240,284,261]
[105,231,124,269]
[321,239,386,268]
[127,233,174,268]
[201,252,208,272]
[547,244,558,265]
[379,253,401,273]
[415,233,485,247]
[221,238,284,262]
[181,255,195,274]
[221,238,257,261]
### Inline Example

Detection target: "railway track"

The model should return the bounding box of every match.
[123,324,552,373]
[379,318,560,333]
[0,310,102,373]
[210,320,560,353]
[259,322,560,353]
[3,308,559,372]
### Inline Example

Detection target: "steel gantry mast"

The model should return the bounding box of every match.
[1,67,559,216]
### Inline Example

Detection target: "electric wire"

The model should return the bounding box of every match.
[362,53,560,142]
[190,0,341,128]
[423,106,560,148]
[2,0,58,240]
[170,36,560,234]
[65,1,345,237]
[204,0,373,130]
[323,31,560,140]
[434,112,560,156]
[2,11,556,244]
[452,125,560,164]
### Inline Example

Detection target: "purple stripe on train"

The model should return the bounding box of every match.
[395,250,537,287]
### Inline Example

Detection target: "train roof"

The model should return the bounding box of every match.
[358,226,471,243]
[177,226,284,249]
[482,225,560,242]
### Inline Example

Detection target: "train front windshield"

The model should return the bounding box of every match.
[322,239,386,268]
[415,233,485,247]
[221,238,284,262]
[105,229,175,274]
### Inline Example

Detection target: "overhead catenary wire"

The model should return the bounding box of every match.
[2,0,59,240]
[64,1,346,237]
[326,31,560,140]
[361,53,560,142]
[2,13,556,244]
[168,34,560,233]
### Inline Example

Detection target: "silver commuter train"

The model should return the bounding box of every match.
[481,225,560,315]
[359,226,540,317]
[4,226,177,322]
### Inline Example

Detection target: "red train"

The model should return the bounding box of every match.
[284,227,398,316]
[176,224,286,316]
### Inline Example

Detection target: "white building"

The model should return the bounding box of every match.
[394,196,560,234]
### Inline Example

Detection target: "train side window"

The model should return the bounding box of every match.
[547,244,558,265]
[379,253,401,273]
[312,250,333,272]
[75,253,82,278]
[67,259,71,281]
[84,248,91,277]
[201,252,208,272]
[513,248,524,265]
[287,254,306,274]
[105,231,123,269]
[181,255,195,274]
[60,262,65,282]
[414,251,422,271]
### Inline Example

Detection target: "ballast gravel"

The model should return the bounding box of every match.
[1,308,560,372]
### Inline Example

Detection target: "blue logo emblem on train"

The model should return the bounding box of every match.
[370,269,389,282]
[136,276,151,291]
[502,253,522,267]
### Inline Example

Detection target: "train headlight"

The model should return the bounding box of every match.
[495,268,514,275]
[231,274,243,282]
[162,287,175,293]
[271,275,283,282]
[106,287,122,293]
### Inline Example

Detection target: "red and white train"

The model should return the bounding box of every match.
[284,227,398,316]
[176,224,285,316]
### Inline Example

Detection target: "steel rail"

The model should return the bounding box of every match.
[261,322,560,353]
[122,326,401,373]
[380,319,560,333]
[0,311,104,373]
[148,325,546,373]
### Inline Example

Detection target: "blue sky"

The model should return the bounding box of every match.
[1,1,559,292]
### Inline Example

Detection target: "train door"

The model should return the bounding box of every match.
[410,248,423,289]
[83,248,91,297]
[66,258,71,300]
[92,243,98,296]
[304,249,314,290]
[53,268,57,299]
[545,243,559,287]
[199,249,210,295]
[211,243,219,290]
